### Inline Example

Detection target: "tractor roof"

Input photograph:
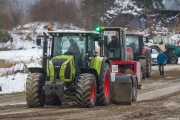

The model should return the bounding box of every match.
[99,27,125,31]
[126,31,145,36]
[153,35,170,38]
[48,30,99,34]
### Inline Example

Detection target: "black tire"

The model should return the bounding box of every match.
[96,64,111,106]
[169,55,178,64]
[132,78,137,101]
[45,95,62,105]
[26,73,45,108]
[76,73,96,108]
[138,59,146,79]
[146,53,151,77]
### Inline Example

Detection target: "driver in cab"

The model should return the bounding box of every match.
[66,39,80,54]
[106,36,119,52]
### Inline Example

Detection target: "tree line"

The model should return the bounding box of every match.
[0,0,179,31]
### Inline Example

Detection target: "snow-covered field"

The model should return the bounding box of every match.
[0,73,27,94]
[0,48,42,94]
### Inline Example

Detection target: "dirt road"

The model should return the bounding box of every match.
[0,65,180,120]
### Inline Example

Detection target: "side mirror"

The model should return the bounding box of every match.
[36,38,41,46]
[98,39,104,46]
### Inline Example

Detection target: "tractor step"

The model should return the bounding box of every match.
[44,81,64,95]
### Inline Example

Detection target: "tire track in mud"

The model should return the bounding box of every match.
[0,66,180,119]
[139,78,180,94]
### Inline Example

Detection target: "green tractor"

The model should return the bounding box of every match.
[26,31,111,108]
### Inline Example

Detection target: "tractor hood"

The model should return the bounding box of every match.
[48,55,75,82]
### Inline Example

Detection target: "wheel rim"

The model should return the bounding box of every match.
[171,57,176,63]
[104,74,110,98]
[90,82,95,102]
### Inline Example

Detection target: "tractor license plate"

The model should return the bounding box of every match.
[111,73,116,81]
[112,65,118,73]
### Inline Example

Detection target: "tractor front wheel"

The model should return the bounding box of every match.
[76,73,96,108]
[26,73,45,108]
[96,64,111,106]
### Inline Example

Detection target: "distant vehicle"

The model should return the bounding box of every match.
[151,49,166,66]
[126,31,152,79]
[150,35,179,64]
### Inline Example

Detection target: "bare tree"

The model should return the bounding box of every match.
[28,0,80,26]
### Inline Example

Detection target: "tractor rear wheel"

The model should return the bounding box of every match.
[170,55,178,64]
[45,95,62,105]
[146,53,151,77]
[139,59,146,79]
[96,64,111,106]
[26,73,45,108]
[76,73,96,108]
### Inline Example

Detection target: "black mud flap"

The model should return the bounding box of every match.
[111,74,132,104]
[28,67,46,76]
[44,81,64,95]
[0,86,2,91]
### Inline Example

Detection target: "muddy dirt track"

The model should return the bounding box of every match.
[0,65,180,120]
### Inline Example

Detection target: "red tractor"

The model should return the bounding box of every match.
[97,27,142,103]
[126,31,152,79]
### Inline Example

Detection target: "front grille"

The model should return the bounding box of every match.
[52,58,67,79]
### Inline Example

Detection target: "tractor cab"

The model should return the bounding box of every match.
[125,31,146,60]
[96,27,127,61]
[37,31,100,74]
[96,27,142,89]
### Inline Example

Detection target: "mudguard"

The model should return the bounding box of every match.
[111,74,135,104]
[98,57,110,82]
[28,67,46,76]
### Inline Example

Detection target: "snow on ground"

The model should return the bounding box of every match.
[0,47,43,94]
[0,73,27,94]
[0,48,42,62]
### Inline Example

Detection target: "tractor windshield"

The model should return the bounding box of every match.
[153,37,163,44]
[126,36,140,53]
[53,36,85,57]
[102,31,121,58]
